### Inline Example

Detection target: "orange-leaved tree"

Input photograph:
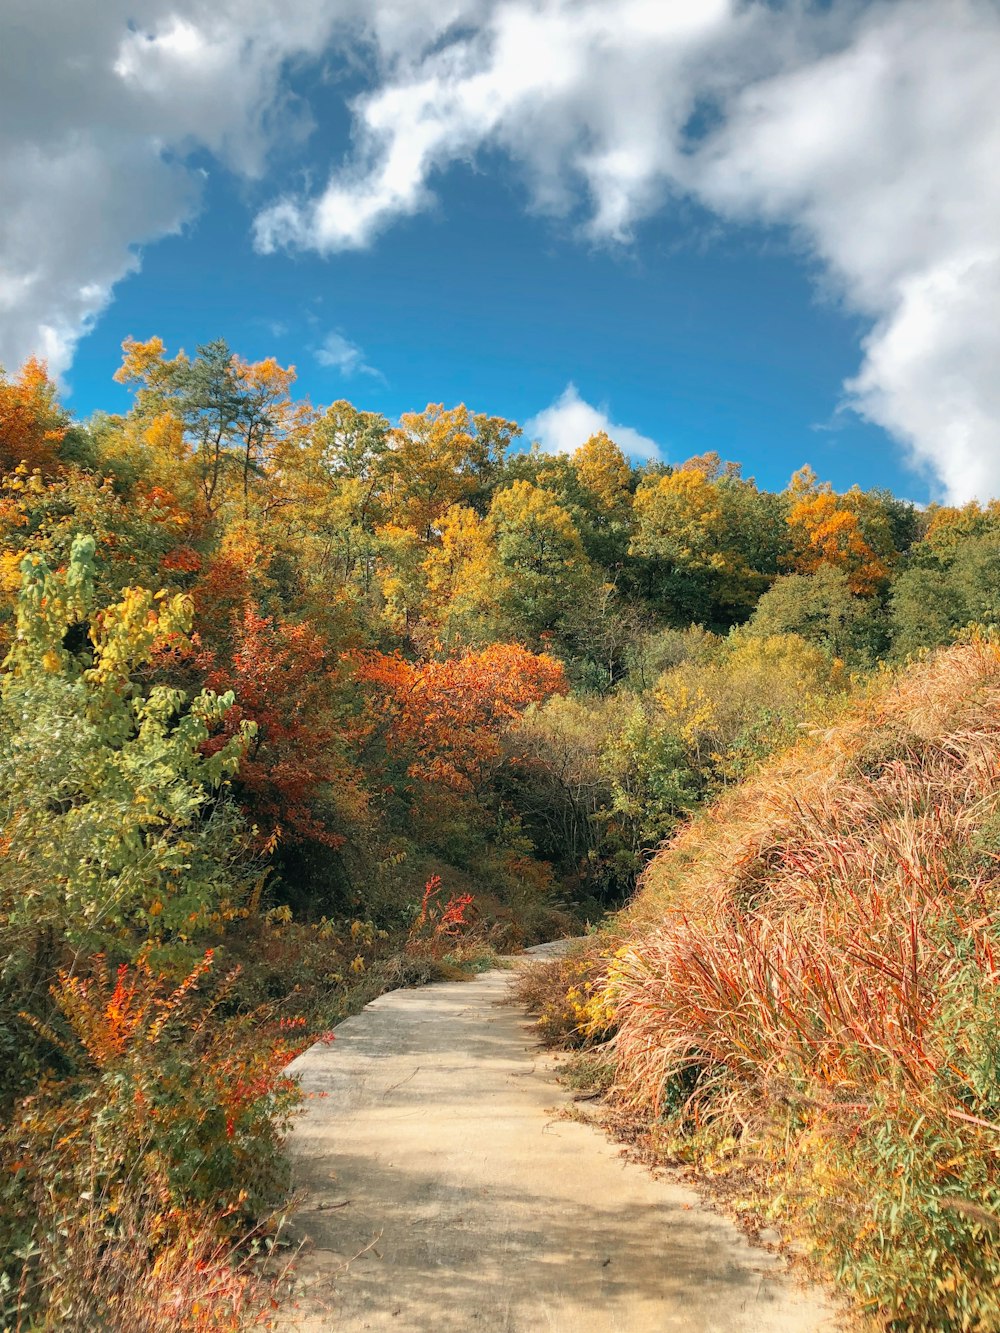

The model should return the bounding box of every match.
[0,358,66,475]
[785,467,896,595]
[352,643,568,793]
[200,609,345,848]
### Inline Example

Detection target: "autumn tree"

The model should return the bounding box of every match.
[114,338,299,517]
[713,473,790,592]
[487,481,595,643]
[266,403,392,607]
[564,432,636,570]
[384,405,520,538]
[353,643,567,795]
[631,457,797,627]
[0,466,208,656]
[918,500,1000,555]
[0,358,66,475]
[200,608,345,849]
[572,433,633,513]
[421,505,503,646]
[784,468,898,595]
[286,399,391,519]
[632,465,724,563]
[368,524,426,641]
[466,413,522,513]
[631,466,736,624]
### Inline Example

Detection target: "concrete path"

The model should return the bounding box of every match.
[277,945,838,1333]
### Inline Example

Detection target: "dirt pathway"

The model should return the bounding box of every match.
[277,945,838,1333]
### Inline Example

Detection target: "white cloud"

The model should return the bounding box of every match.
[315,330,382,379]
[693,2,1000,503]
[252,0,751,254]
[4,0,1000,503]
[0,0,491,379]
[0,0,357,379]
[0,134,196,379]
[249,0,1000,504]
[525,383,660,460]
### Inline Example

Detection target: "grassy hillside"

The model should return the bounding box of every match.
[526,637,1000,1331]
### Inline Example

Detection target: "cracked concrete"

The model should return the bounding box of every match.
[277,945,838,1332]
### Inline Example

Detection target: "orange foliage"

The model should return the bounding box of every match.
[0,358,65,475]
[192,554,252,646]
[787,489,891,594]
[202,609,345,847]
[407,874,476,957]
[352,643,568,791]
[923,499,1000,551]
[161,544,203,575]
[114,334,170,386]
[45,952,321,1210]
[54,950,216,1069]
[11,951,316,1331]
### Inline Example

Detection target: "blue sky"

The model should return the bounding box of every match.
[66,153,906,498]
[5,1,1000,504]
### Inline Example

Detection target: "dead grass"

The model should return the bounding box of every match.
[552,640,1000,1330]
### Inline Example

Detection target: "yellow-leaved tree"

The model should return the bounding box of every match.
[785,466,896,594]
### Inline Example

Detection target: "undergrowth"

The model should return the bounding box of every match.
[1,875,519,1330]
[521,638,1000,1331]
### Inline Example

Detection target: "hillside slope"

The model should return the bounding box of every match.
[531,639,1000,1331]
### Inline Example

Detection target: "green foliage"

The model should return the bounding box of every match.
[650,629,847,785]
[600,704,698,854]
[1,537,254,964]
[504,692,648,898]
[630,462,786,627]
[504,628,841,902]
[748,565,888,664]
[488,480,597,643]
[891,532,1000,656]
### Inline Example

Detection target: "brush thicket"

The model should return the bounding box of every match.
[599,640,1000,1330]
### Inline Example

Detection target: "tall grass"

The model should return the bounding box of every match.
[595,640,1000,1329]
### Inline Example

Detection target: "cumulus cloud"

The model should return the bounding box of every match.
[0,0,493,379]
[252,0,756,254]
[524,383,660,460]
[694,2,1000,503]
[0,0,356,379]
[251,0,1000,503]
[4,0,1000,501]
[314,330,383,379]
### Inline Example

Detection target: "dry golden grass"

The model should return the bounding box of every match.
[560,640,1000,1330]
[612,640,1000,1118]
